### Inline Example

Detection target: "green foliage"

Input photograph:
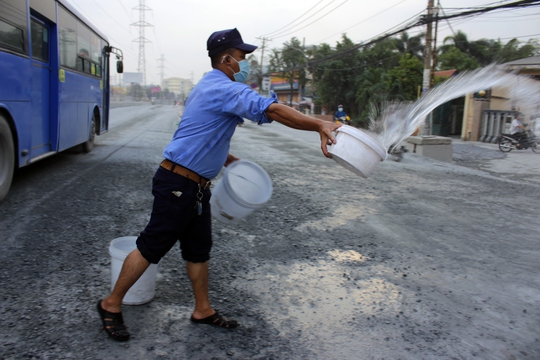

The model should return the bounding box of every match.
[393,31,425,61]
[268,30,539,123]
[496,39,539,63]
[439,30,539,66]
[386,54,423,101]
[437,46,480,71]
[312,34,362,116]
[269,37,308,105]
[355,67,389,125]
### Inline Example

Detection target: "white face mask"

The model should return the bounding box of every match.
[338,108,343,112]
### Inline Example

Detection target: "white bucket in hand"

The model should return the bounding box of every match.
[210,159,273,224]
[109,236,158,305]
[328,125,387,178]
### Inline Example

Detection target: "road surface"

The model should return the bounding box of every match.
[1,104,538,359]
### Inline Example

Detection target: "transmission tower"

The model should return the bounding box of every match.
[157,54,166,87]
[131,0,153,85]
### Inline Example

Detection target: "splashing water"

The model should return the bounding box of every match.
[367,64,540,151]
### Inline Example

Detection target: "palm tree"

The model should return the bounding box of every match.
[442,30,493,66]
[394,31,425,60]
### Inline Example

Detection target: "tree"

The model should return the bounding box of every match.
[441,30,492,66]
[437,46,479,71]
[360,38,401,70]
[386,54,423,101]
[355,67,389,125]
[393,31,425,60]
[497,38,539,63]
[268,37,307,106]
[311,34,363,116]
[246,54,262,89]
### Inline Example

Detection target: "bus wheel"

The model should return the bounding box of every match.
[82,114,97,153]
[0,114,15,203]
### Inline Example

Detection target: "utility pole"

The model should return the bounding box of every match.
[431,1,440,87]
[421,0,435,135]
[298,37,305,106]
[422,0,434,95]
[131,0,153,86]
[256,36,271,95]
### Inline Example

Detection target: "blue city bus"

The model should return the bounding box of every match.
[0,0,123,202]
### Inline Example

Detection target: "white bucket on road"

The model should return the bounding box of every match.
[210,160,273,224]
[329,125,387,178]
[109,236,158,305]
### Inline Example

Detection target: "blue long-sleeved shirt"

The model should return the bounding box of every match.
[334,110,347,119]
[163,69,277,179]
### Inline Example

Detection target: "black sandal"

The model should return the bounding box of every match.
[190,311,238,328]
[97,300,130,341]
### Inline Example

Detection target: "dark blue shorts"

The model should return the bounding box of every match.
[136,167,212,264]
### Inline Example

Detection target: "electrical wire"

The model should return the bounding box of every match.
[268,0,342,38]
[316,0,411,43]
[114,0,134,22]
[261,0,329,36]
[272,0,350,40]
[87,0,133,34]
[287,0,540,71]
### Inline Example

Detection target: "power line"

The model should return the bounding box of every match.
[317,0,410,43]
[261,0,328,36]
[307,0,540,68]
[272,0,350,40]
[88,0,132,34]
[269,0,341,38]
[114,0,134,22]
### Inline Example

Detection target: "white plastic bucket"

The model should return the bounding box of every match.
[210,159,273,224]
[328,125,387,178]
[109,236,158,305]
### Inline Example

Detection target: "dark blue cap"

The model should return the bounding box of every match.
[207,28,257,57]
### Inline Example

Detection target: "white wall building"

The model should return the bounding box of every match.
[162,77,193,100]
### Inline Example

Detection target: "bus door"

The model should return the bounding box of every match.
[101,48,110,134]
[29,16,52,157]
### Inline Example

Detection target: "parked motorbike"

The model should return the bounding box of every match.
[498,129,539,153]
[388,144,408,162]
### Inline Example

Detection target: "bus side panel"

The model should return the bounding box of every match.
[57,70,102,151]
[0,52,33,167]
[0,52,31,102]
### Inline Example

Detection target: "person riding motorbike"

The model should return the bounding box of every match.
[509,114,527,148]
[334,105,350,125]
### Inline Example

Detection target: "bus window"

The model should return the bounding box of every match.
[91,33,101,63]
[0,19,24,52]
[30,19,49,61]
[58,5,77,69]
[77,21,91,73]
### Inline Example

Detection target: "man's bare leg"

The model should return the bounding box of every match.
[101,249,150,312]
[187,261,215,319]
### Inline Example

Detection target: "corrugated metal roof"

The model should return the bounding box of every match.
[503,56,540,66]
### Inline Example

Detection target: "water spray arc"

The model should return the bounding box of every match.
[368,65,540,152]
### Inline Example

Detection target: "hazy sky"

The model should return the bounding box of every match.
[65,0,540,85]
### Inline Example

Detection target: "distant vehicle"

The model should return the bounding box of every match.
[498,129,539,153]
[0,0,124,202]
